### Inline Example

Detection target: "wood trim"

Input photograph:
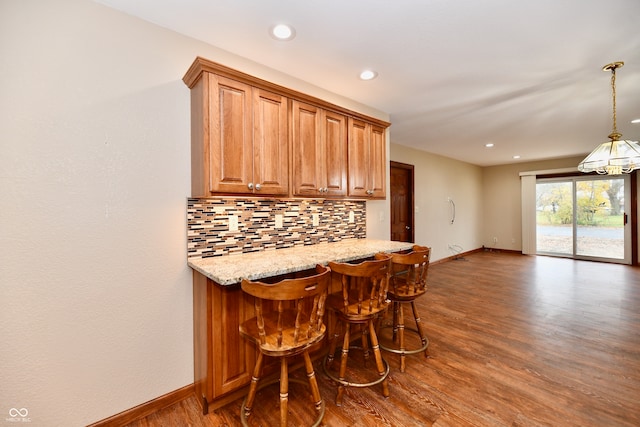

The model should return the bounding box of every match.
[183,56,391,129]
[429,247,525,265]
[430,247,485,265]
[631,170,638,266]
[390,161,415,243]
[87,384,194,427]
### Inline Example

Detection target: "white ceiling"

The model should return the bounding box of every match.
[96,0,640,167]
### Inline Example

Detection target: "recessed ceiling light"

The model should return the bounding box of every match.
[513,155,521,159]
[485,143,494,148]
[631,118,640,124]
[359,70,378,81]
[270,24,295,41]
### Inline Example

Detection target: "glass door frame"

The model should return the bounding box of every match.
[536,174,632,265]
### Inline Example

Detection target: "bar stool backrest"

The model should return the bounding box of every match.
[328,253,391,320]
[240,264,330,354]
[389,245,431,297]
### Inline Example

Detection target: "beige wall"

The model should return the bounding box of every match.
[483,156,639,263]
[390,144,484,261]
[482,156,587,251]
[0,0,389,425]
[391,149,639,264]
[2,1,637,425]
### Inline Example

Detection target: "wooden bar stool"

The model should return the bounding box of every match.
[379,245,431,372]
[323,253,392,406]
[239,264,331,427]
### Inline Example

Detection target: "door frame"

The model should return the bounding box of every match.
[535,172,637,265]
[390,161,415,243]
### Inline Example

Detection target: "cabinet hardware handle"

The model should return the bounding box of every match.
[255,183,262,191]
[247,183,254,190]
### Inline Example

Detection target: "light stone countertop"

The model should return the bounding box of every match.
[187,238,414,285]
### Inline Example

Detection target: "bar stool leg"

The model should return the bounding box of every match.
[392,301,399,341]
[336,323,351,406]
[243,352,264,418]
[368,319,390,398]
[280,358,288,427]
[303,350,323,413]
[411,301,429,357]
[326,320,341,370]
[361,324,371,365]
[398,303,406,372]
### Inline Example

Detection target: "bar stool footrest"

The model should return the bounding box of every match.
[322,346,390,388]
[378,325,429,355]
[240,378,325,427]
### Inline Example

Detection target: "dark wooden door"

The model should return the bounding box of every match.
[390,161,414,242]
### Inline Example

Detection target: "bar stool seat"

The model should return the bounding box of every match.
[323,253,392,406]
[379,245,431,372]
[239,264,331,427]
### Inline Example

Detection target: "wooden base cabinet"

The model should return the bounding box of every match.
[191,255,386,413]
[193,272,257,413]
[193,270,328,414]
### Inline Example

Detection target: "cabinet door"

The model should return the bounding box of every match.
[292,101,322,196]
[348,118,386,198]
[347,118,371,197]
[211,283,257,397]
[252,89,289,195]
[369,124,386,198]
[208,74,254,194]
[322,110,348,197]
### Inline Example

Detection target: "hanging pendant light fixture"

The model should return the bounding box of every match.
[578,61,640,175]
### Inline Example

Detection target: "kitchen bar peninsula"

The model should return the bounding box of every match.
[188,238,413,413]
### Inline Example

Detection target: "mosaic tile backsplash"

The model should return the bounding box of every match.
[187,198,366,259]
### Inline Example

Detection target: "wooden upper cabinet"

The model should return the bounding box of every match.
[322,110,349,196]
[208,74,253,194]
[292,101,347,197]
[190,72,288,196]
[348,118,386,199]
[291,101,321,196]
[184,57,388,199]
[369,124,387,198]
[252,88,289,195]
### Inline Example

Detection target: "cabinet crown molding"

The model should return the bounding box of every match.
[183,56,390,129]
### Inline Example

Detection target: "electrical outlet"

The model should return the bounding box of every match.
[229,215,238,232]
[348,211,355,223]
[275,214,283,229]
[492,236,498,244]
[312,213,320,227]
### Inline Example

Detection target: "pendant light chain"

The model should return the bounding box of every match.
[605,62,624,141]
[578,60,640,175]
[610,65,617,137]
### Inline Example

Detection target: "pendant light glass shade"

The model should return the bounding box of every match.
[578,61,640,175]
[577,138,640,175]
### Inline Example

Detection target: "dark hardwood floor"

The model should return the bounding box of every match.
[126,251,640,426]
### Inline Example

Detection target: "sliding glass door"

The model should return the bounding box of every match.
[536,175,631,263]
